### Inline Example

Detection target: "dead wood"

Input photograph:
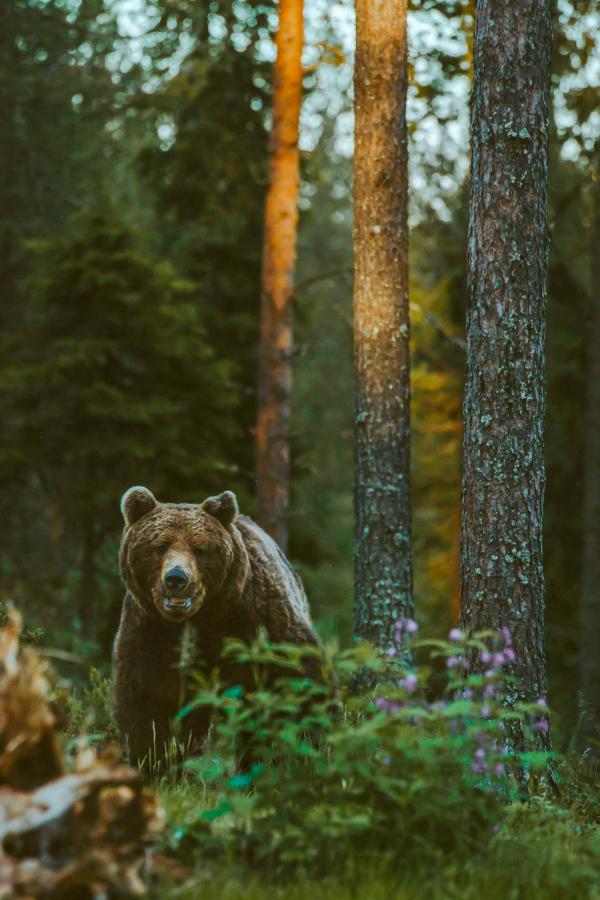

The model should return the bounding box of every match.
[0,608,164,899]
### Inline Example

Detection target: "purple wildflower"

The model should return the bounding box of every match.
[504,647,516,663]
[394,617,418,636]
[446,656,461,669]
[492,652,506,668]
[534,718,550,735]
[480,651,492,664]
[400,673,418,694]
[501,627,512,646]
[449,628,463,642]
[386,646,398,658]
[374,697,389,711]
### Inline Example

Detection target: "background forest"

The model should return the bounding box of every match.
[0,0,598,747]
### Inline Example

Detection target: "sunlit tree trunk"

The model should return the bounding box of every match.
[353,0,413,653]
[579,144,600,748]
[256,0,304,552]
[460,0,552,745]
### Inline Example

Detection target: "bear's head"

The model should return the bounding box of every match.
[119,486,246,622]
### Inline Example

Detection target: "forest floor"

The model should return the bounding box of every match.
[151,776,600,900]
[5,608,599,899]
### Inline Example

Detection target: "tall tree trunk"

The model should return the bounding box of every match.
[579,143,600,748]
[353,0,413,653]
[460,0,552,745]
[256,0,304,553]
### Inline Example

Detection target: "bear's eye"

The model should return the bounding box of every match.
[193,547,209,561]
[154,542,170,555]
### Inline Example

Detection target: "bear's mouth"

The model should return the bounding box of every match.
[164,597,193,612]
[155,588,205,620]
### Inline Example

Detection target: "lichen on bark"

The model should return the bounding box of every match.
[460,0,553,748]
[353,0,413,654]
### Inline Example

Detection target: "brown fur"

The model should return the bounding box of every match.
[112,487,324,768]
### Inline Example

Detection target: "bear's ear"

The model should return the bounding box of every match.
[202,491,239,528]
[121,486,157,527]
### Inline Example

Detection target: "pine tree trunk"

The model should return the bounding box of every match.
[460,0,552,742]
[256,0,304,553]
[353,0,413,652]
[579,144,600,748]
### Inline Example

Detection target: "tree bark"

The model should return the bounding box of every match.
[579,143,600,748]
[256,0,304,553]
[353,0,413,652]
[460,0,552,744]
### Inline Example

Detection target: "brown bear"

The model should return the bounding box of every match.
[112,486,324,768]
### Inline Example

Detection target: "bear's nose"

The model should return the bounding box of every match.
[164,567,189,594]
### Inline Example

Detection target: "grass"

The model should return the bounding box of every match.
[151,772,600,900]
[58,632,600,899]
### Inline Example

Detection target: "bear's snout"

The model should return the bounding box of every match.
[164,566,190,595]
[155,549,204,619]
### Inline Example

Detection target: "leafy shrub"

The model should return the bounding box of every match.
[62,666,117,744]
[161,624,549,876]
[0,600,44,645]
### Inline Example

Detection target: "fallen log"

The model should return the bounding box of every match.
[0,608,164,898]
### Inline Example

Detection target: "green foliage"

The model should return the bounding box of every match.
[151,802,600,900]
[3,207,236,510]
[63,666,117,743]
[290,145,354,635]
[137,1,275,493]
[0,208,237,637]
[410,203,466,630]
[0,0,121,309]
[155,630,548,877]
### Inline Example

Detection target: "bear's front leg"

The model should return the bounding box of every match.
[116,694,174,771]
[112,595,184,772]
